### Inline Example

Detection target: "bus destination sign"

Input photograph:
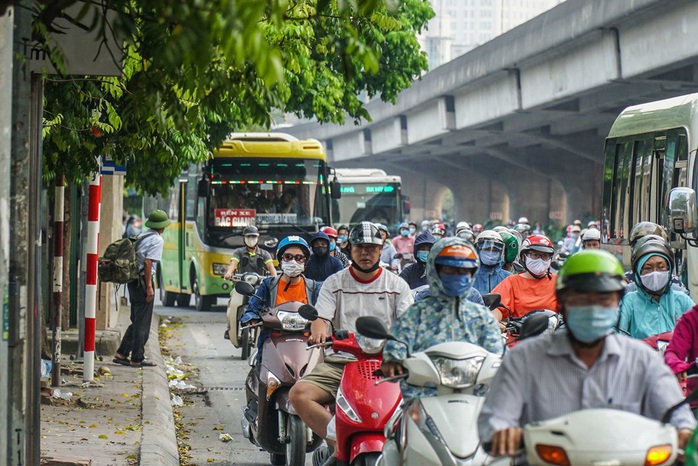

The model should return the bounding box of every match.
[340,184,396,194]
[214,209,256,227]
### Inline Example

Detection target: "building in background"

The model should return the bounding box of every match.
[420,0,566,70]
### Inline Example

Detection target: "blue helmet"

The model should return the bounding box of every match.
[276,235,311,262]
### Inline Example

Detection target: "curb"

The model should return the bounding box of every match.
[139,312,179,466]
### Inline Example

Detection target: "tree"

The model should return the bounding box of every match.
[37,0,434,195]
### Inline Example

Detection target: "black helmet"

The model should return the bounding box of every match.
[631,234,674,273]
[243,225,259,237]
[348,222,384,246]
[629,222,668,247]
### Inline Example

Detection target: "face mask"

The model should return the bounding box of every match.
[400,230,409,237]
[525,257,550,277]
[439,273,470,297]
[313,246,328,257]
[244,237,258,248]
[640,271,670,293]
[329,242,336,252]
[281,260,305,277]
[480,250,502,267]
[409,227,416,235]
[422,226,428,232]
[351,260,381,274]
[566,305,619,343]
[338,235,348,244]
[416,250,429,263]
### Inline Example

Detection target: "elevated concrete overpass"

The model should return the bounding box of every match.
[282,0,698,226]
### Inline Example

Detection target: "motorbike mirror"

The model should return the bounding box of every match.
[662,386,698,424]
[234,281,255,296]
[482,293,501,311]
[519,313,551,340]
[298,304,319,321]
[393,253,403,260]
[355,316,393,340]
[550,260,562,271]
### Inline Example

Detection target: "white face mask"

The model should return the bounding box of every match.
[525,257,551,277]
[244,236,258,248]
[281,260,305,277]
[640,270,670,292]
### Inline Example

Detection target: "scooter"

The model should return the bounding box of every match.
[299,305,403,466]
[354,316,502,466]
[226,272,264,360]
[482,294,563,347]
[235,281,324,466]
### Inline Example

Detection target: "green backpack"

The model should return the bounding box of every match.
[98,231,157,284]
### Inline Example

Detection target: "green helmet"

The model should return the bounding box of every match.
[498,230,520,264]
[556,249,625,293]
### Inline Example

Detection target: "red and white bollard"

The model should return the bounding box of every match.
[51,176,65,386]
[84,172,101,382]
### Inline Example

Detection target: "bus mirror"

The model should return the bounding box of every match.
[330,179,342,199]
[403,195,411,215]
[198,179,209,197]
[668,187,697,235]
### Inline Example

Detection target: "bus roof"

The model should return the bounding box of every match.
[334,168,401,183]
[607,93,698,139]
[213,133,326,160]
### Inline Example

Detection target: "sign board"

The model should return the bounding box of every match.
[489,212,503,220]
[26,1,122,76]
[549,211,564,220]
[257,213,298,225]
[214,209,255,228]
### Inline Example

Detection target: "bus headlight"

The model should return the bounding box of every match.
[212,263,228,276]
[277,311,308,331]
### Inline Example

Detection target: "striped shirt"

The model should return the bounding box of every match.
[478,331,696,442]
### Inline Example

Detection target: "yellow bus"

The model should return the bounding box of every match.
[148,133,335,311]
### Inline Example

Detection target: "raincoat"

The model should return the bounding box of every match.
[618,286,693,339]
[473,259,511,295]
[399,232,435,289]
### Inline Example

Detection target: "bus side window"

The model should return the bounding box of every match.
[631,139,653,229]
[612,142,633,240]
[185,166,198,221]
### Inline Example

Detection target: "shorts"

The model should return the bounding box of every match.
[298,359,348,397]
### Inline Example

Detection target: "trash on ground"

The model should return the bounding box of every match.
[219,433,233,442]
[171,394,183,407]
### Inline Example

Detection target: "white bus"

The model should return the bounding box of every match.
[331,168,410,232]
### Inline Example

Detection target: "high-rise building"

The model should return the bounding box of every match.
[420,0,566,70]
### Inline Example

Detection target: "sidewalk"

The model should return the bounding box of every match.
[40,304,179,466]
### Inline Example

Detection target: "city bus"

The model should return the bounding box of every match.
[146,133,334,311]
[601,93,697,295]
[331,168,410,233]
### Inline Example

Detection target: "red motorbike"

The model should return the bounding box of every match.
[300,305,402,466]
[643,331,692,397]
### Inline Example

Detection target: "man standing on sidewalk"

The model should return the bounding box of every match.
[113,209,172,367]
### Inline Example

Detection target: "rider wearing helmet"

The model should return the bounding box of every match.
[336,225,350,254]
[495,228,521,273]
[290,222,413,444]
[623,221,684,291]
[223,225,277,281]
[392,222,416,259]
[581,228,601,249]
[479,250,695,456]
[432,223,447,239]
[491,234,558,320]
[562,224,581,255]
[320,226,350,268]
[513,222,531,240]
[376,223,399,271]
[399,231,436,289]
[473,230,512,294]
[472,223,484,238]
[382,237,503,398]
[617,235,693,339]
[304,231,345,281]
[408,221,418,238]
[455,222,474,242]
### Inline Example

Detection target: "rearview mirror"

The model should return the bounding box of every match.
[330,179,342,200]
[482,293,501,311]
[355,316,392,340]
[299,304,319,321]
[668,187,697,235]
[198,178,209,197]
[235,281,255,296]
[402,195,411,215]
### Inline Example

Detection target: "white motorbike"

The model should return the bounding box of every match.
[355,316,502,466]
[226,272,264,360]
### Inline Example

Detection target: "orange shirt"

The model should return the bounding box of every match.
[275,278,309,306]
[491,274,559,319]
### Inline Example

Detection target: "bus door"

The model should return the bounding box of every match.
[178,180,188,292]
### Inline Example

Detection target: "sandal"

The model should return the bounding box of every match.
[131,360,156,367]
[112,357,131,366]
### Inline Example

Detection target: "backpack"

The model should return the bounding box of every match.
[98,231,157,284]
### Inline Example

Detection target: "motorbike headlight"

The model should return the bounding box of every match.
[336,386,362,423]
[212,263,228,276]
[429,356,484,388]
[277,311,308,331]
[355,335,385,354]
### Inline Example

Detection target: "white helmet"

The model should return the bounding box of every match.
[517,217,529,225]
[475,230,504,249]
[456,221,470,231]
[582,228,601,242]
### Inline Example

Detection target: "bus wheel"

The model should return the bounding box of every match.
[193,279,215,312]
[159,273,176,307]
[176,294,190,307]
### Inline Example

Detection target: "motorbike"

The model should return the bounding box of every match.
[486,388,698,466]
[227,272,264,360]
[235,281,324,466]
[299,305,403,466]
[482,294,563,347]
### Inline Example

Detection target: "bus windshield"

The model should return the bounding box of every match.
[334,183,400,228]
[206,157,327,229]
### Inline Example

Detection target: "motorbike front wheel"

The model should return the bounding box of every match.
[353,452,380,466]
[285,415,307,466]
[240,328,251,360]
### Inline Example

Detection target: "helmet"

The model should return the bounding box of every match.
[243,225,259,237]
[349,222,384,246]
[472,224,483,233]
[631,234,675,275]
[573,219,582,227]
[566,225,573,233]
[517,217,529,225]
[375,223,390,235]
[276,235,311,261]
[456,221,471,231]
[571,225,581,233]
[421,220,429,227]
[521,235,554,255]
[588,220,599,229]
[338,224,349,232]
[432,223,447,237]
[475,230,504,250]
[492,225,509,233]
[582,228,601,242]
[498,230,520,263]
[556,250,625,293]
[629,222,669,247]
[434,243,479,271]
[399,222,409,230]
[321,226,338,238]
[514,223,531,233]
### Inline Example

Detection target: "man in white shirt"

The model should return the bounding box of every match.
[289,222,413,444]
[113,210,171,367]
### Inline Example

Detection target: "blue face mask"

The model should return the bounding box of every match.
[565,305,619,343]
[400,229,409,237]
[416,250,430,263]
[409,227,416,235]
[338,235,348,243]
[480,250,502,267]
[439,273,471,297]
[329,242,336,252]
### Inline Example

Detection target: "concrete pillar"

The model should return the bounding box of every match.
[97,174,124,330]
[501,170,565,228]
[381,167,447,221]
[556,163,602,224]
[447,175,510,224]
